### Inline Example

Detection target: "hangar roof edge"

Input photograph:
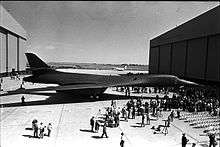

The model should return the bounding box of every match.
[0,5,27,39]
[150,6,220,47]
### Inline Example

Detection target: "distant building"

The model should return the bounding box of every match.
[0,5,27,75]
[149,6,220,95]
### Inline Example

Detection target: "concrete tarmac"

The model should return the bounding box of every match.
[0,76,214,147]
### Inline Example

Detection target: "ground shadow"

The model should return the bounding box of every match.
[25,127,33,130]
[91,135,103,139]
[1,93,145,108]
[22,135,37,138]
[136,122,150,125]
[200,144,208,147]
[120,119,128,122]
[80,129,94,133]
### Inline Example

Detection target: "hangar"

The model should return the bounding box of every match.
[149,6,220,85]
[0,5,27,75]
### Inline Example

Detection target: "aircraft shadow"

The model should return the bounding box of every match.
[0,93,134,108]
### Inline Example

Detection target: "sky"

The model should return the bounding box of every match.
[1,1,219,65]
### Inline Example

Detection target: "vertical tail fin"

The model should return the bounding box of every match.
[25,53,49,69]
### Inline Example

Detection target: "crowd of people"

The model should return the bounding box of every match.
[32,119,52,139]
[88,86,219,147]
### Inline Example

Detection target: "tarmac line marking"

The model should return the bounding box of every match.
[0,108,18,122]
[54,104,65,146]
[118,125,133,147]
[171,123,200,143]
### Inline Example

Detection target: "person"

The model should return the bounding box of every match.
[128,107,131,119]
[146,113,150,125]
[0,78,2,91]
[124,109,128,122]
[21,95,25,104]
[155,125,162,132]
[170,110,174,122]
[95,120,100,133]
[209,133,216,147]
[32,119,37,130]
[167,115,171,127]
[90,116,95,132]
[182,133,189,147]
[132,106,135,119]
[39,122,44,139]
[115,114,120,127]
[33,120,39,138]
[120,132,125,147]
[47,123,52,137]
[177,108,181,119]
[122,107,126,118]
[101,122,108,138]
[141,113,145,127]
[111,99,114,107]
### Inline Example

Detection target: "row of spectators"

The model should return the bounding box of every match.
[168,87,220,116]
[117,86,220,117]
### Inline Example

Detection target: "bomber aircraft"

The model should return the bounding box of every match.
[2,53,198,97]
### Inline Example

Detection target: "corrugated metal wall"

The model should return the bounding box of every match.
[8,34,17,72]
[149,6,220,83]
[0,32,7,73]
[149,47,159,74]
[0,5,27,74]
[171,41,186,77]
[186,37,207,79]
[149,34,220,82]
[159,44,171,74]
[19,38,26,71]
[0,30,27,73]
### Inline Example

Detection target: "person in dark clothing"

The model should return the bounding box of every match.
[90,116,95,132]
[146,113,150,125]
[115,114,120,127]
[132,106,135,119]
[182,133,189,147]
[33,121,39,138]
[177,109,181,119]
[101,122,108,138]
[120,132,125,147]
[167,115,171,127]
[209,133,216,147]
[141,114,145,127]
[0,78,2,91]
[170,110,174,122]
[21,95,25,105]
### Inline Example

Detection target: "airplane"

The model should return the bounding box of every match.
[2,53,199,98]
[114,65,128,71]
